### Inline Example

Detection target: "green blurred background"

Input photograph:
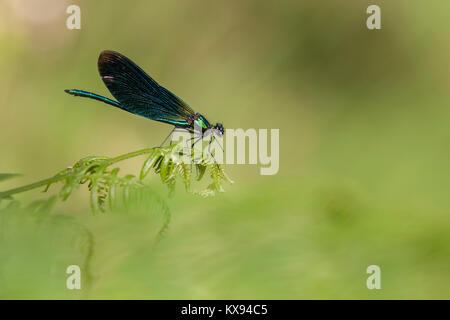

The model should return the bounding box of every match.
[1,0,450,299]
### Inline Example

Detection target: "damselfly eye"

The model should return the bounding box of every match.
[214,123,224,135]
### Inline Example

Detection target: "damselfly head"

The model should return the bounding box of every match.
[213,123,224,136]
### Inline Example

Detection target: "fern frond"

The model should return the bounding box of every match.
[0,143,233,240]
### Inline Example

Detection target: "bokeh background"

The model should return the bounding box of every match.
[1,0,450,299]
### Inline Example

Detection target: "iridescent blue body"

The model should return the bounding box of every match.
[64,89,120,108]
[65,50,224,135]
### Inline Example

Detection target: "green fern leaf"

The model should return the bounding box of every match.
[140,150,160,180]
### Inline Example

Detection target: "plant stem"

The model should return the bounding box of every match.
[108,147,156,164]
[0,147,157,199]
[0,174,70,198]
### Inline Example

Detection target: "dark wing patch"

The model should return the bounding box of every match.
[98,50,194,125]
